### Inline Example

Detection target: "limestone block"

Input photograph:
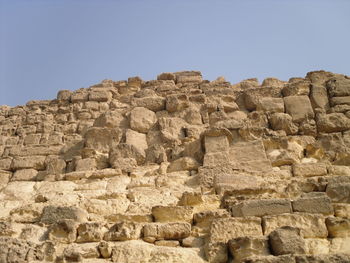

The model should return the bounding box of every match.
[109,143,145,167]
[167,157,199,172]
[89,90,112,102]
[330,96,350,106]
[152,206,193,223]
[310,84,329,110]
[284,95,314,123]
[71,92,89,102]
[256,97,285,113]
[41,206,88,224]
[209,217,263,243]
[175,71,202,83]
[12,156,46,170]
[292,193,334,215]
[326,183,350,203]
[326,217,350,237]
[269,113,298,135]
[157,72,176,81]
[129,107,157,133]
[181,236,204,248]
[75,158,96,171]
[0,158,12,170]
[98,241,112,258]
[269,226,306,256]
[317,113,350,133]
[0,170,11,187]
[126,129,148,156]
[203,151,230,168]
[282,80,310,96]
[10,168,37,181]
[104,221,142,241]
[214,173,265,195]
[143,222,191,240]
[23,133,41,145]
[76,222,106,243]
[204,135,229,153]
[48,219,78,243]
[330,237,350,254]
[263,213,328,238]
[131,96,165,112]
[244,86,282,111]
[111,240,205,263]
[293,162,327,177]
[304,238,330,254]
[334,204,350,218]
[231,199,292,217]
[204,241,228,263]
[228,237,270,262]
[84,127,121,153]
[166,94,189,112]
[242,255,296,263]
[327,76,350,97]
[193,209,230,230]
[57,90,72,101]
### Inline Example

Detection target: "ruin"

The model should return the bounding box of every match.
[0,70,350,262]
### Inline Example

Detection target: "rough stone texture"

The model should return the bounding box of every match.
[1,70,350,262]
[269,226,306,255]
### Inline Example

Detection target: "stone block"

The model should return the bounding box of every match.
[89,90,111,102]
[204,135,229,153]
[262,213,328,238]
[231,199,292,217]
[143,222,191,240]
[125,129,148,156]
[326,217,350,237]
[317,113,350,133]
[129,107,157,133]
[269,226,306,255]
[292,193,334,215]
[76,222,105,243]
[12,156,46,170]
[310,84,329,111]
[269,113,298,135]
[152,206,193,223]
[11,168,38,181]
[228,236,270,262]
[330,237,350,254]
[284,95,314,123]
[304,238,330,255]
[104,221,142,241]
[327,76,350,97]
[41,206,88,224]
[334,203,350,218]
[331,96,350,106]
[295,254,350,263]
[175,71,202,83]
[256,97,285,113]
[167,157,199,172]
[293,163,327,177]
[209,217,263,243]
[326,183,350,203]
[282,80,310,96]
[48,219,78,243]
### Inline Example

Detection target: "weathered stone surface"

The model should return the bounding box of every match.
[76,222,105,243]
[284,96,314,123]
[326,183,350,203]
[295,254,350,263]
[48,219,78,243]
[317,113,350,133]
[143,222,191,240]
[231,199,292,217]
[292,193,334,215]
[326,217,350,237]
[104,221,142,241]
[262,213,328,238]
[293,163,327,177]
[269,113,298,135]
[204,135,229,153]
[228,236,270,262]
[152,206,193,223]
[257,97,285,113]
[41,206,88,224]
[210,217,263,243]
[269,226,306,255]
[327,76,350,97]
[129,106,157,133]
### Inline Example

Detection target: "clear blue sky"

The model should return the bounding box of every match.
[1,0,349,106]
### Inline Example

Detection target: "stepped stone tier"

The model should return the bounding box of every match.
[1,70,350,263]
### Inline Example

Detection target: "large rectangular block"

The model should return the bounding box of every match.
[151,206,193,223]
[262,213,328,238]
[284,95,314,123]
[231,199,292,217]
[143,222,191,240]
[204,135,229,153]
[292,193,333,215]
[210,217,263,243]
[293,163,327,177]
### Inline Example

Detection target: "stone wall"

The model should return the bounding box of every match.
[0,70,350,262]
